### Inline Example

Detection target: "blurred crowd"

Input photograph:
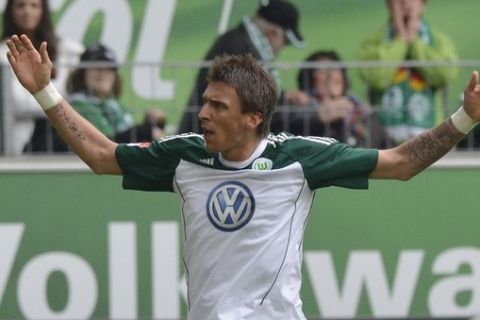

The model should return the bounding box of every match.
[0,0,166,155]
[1,0,478,156]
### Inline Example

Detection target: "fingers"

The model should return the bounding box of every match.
[11,35,25,53]
[5,39,19,60]
[468,71,479,92]
[7,34,46,67]
[39,41,51,65]
[6,51,16,65]
[20,34,36,51]
[8,34,37,56]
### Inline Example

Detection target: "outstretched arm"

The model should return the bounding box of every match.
[7,34,121,174]
[371,71,480,180]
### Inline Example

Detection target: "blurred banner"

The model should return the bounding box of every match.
[1,164,479,319]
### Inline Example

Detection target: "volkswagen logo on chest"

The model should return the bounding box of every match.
[206,181,255,232]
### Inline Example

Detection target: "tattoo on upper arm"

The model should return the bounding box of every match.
[404,119,464,173]
[52,105,87,141]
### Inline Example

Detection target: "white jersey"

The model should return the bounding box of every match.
[116,132,378,320]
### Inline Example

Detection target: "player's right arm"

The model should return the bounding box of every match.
[7,34,121,175]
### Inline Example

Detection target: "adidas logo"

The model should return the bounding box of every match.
[199,158,214,165]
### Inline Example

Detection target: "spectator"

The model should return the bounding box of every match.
[272,50,383,147]
[359,0,458,146]
[0,0,83,154]
[178,0,310,134]
[67,43,166,143]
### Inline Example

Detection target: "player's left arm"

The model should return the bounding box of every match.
[370,71,480,180]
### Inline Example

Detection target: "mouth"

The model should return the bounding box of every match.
[202,126,214,137]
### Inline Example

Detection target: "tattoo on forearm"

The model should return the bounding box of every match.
[52,105,87,141]
[404,119,464,173]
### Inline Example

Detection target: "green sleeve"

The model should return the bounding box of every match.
[305,144,378,190]
[71,100,115,138]
[358,26,409,90]
[115,141,181,192]
[283,138,378,190]
[410,28,459,88]
[115,134,208,192]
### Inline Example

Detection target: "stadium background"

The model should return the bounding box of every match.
[1,0,476,127]
[1,0,480,319]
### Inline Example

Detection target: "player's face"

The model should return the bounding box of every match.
[199,82,261,160]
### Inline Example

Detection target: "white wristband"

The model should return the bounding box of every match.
[33,82,63,110]
[450,106,477,134]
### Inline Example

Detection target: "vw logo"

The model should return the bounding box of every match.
[206,181,255,232]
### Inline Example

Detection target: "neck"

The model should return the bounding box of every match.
[221,135,263,162]
[91,90,110,101]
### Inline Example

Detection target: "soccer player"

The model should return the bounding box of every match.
[6,34,480,319]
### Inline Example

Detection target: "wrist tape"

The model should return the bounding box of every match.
[450,106,477,134]
[33,82,63,110]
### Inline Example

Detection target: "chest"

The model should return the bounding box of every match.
[174,160,311,234]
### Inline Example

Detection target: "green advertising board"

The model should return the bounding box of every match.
[1,157,479,319]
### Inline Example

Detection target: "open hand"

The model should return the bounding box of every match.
[318,97,354,123]
[463,71,480,122]
[389,0,408,41]
[284,89,311,106]
[6,34,52,94]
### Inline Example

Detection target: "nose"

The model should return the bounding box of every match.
[198,103,209,122]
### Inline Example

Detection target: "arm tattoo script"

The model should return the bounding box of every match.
[52,105,87,141]
[403,119,464,175]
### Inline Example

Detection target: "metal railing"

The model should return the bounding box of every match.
[1,59,479,156]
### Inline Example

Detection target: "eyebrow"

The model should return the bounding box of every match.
[203,95,227,105]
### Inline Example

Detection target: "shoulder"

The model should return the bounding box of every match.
[156,132,205,145]
[217,23,248,41]
[0,41,8,64]
[429,26,455,44]
[207,24,256,57]
[57,38,85,57]
[361,23,389,43]
[267,133,378,178]
[153,133,207,154]
[346,94,363,106]
[118,133,209,165]
[267,132,339,157]
[268,132,337,149]
[69,91,89,101]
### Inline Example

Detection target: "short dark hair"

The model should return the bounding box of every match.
[207,54,278,137]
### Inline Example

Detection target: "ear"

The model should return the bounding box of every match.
[246,112,264,131]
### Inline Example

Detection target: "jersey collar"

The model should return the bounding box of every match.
[218,138,268,169]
